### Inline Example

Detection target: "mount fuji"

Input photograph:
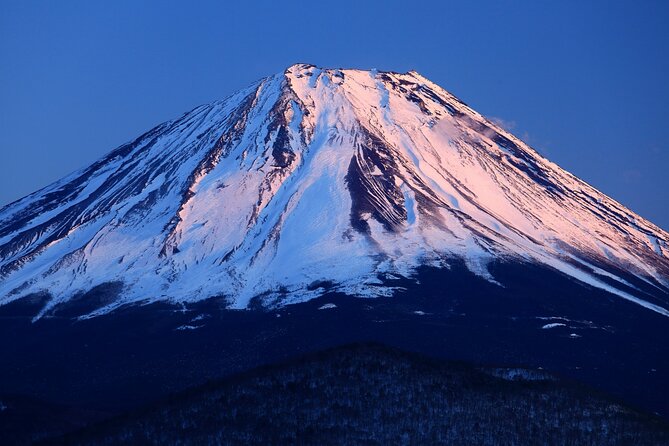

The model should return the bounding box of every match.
[1,63,668,320]
[1,65,668,431]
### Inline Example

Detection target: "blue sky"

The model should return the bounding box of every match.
[1,0,668,228]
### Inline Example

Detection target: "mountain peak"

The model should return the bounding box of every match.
[282,63,427,83]
[284,62,317,72]
[1,64,668,319]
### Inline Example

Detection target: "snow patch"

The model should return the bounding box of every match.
[487,368,554,382]
[541,323,566,329]
[176,324,203,331]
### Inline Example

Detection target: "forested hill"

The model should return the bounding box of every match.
[44,344,669,445]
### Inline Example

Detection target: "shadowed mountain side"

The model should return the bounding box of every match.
[0,261,667,424]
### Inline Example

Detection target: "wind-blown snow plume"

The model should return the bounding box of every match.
[1,63,668,318]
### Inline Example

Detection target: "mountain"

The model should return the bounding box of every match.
[1,65,668,436]
[42,344,669,446]
[1,63,668,319]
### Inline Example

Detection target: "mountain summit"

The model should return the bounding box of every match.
[1,63,668,318]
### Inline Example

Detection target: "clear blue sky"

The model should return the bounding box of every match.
[1,0,668,229]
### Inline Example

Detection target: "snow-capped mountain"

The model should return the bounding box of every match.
[1,63,668,319]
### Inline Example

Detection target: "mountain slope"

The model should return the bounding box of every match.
[1,63,668,318]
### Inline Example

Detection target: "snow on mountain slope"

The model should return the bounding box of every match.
[1,63,668,318]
